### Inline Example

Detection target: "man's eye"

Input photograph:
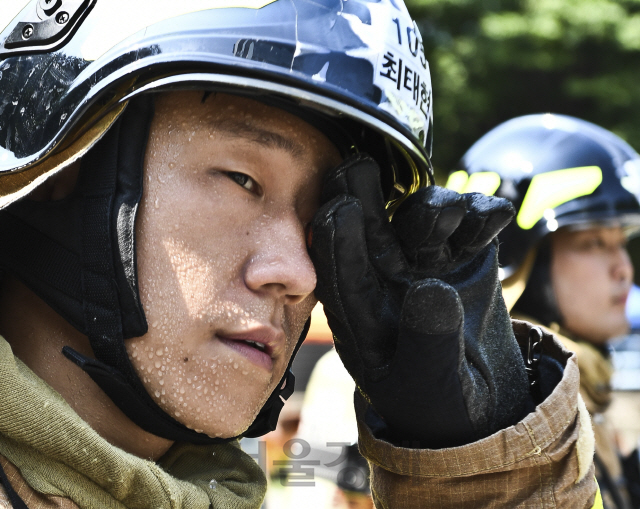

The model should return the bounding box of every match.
[227,172,260,194]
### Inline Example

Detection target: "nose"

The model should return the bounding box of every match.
[244,215,317,305]
[611,246,634,284]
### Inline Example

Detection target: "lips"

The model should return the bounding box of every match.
[612,285,631,307]
[612,294,629,307]
[217,327,282,371]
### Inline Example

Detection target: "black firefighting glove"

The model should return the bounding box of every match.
[308,155,531,448]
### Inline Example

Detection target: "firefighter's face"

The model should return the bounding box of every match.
[127,91,341,438]
[551,225,633,344]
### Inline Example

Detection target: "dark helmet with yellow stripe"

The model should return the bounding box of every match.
[447,113,640,311]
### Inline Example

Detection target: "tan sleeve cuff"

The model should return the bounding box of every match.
[356,320,597,508]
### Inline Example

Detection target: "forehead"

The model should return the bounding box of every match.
[152,91,341,168]
[553,224,626,245]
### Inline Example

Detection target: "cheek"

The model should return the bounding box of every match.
[135,191,229,332]
[136,162,256,327]
[553,254,603,312]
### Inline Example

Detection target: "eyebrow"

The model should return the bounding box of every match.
[211,118,306,160]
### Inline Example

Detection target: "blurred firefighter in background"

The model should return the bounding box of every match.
[449,113,640,508]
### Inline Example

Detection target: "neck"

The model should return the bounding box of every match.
[0,276,174,460]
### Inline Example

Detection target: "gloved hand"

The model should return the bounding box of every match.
[309,154,531,448]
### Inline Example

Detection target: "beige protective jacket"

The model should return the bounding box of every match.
[513,315,632,509]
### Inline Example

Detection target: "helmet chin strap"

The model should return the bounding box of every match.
[0,94,307,443]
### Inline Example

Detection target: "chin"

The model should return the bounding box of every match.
[173,412,256,439]
[611,322,631,340]
[206,412,260,439]
[188,393,266,439]
[588,322,630,344]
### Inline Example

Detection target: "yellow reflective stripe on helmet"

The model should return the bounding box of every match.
[445,171,468,193]
[445,171,501,196]
[591,481,604,509]
[517,166,603,230]
[467,172,501,196]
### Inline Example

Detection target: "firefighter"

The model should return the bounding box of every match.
[450,112,640,508]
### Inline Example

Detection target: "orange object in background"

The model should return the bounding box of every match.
[307,304,334,344]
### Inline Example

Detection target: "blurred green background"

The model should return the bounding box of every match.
[406,0,640,183]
